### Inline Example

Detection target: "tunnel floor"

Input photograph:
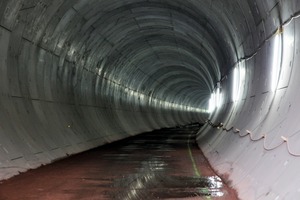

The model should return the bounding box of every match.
[0,125,237,200]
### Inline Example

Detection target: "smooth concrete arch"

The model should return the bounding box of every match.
[1,0,300,199]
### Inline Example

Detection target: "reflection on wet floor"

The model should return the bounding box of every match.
[0,124,238,200]
[102,125,234,200]
[113,174,224,199]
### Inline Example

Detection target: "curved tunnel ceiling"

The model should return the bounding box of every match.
[1,0,299,199]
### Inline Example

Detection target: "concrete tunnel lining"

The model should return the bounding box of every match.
[0,0,299,199]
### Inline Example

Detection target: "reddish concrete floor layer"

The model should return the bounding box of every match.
[0,125,238,200]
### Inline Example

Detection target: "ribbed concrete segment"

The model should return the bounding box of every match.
[0,1,300,199]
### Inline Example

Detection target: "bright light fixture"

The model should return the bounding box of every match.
[232,67,239,101]
[271,33,282,92]
[215,87,222,108]
[208,87,223,113]
[208,92,216,113]
[232,64,245,102]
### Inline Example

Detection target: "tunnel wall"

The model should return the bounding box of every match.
[0,0,208,180]
[198,1,300,199]
[1,0,300,199]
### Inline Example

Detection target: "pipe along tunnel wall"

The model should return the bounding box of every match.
[0,0,299,199]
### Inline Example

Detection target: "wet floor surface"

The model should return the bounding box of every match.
[0,125,238,200]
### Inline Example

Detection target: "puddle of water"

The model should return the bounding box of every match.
[100,128,230,200]
[99,127,235,200]
[109,171,225,199]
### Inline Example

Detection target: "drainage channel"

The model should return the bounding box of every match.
[0,125,238,200]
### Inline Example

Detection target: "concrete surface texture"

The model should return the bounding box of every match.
[0,0,298,199]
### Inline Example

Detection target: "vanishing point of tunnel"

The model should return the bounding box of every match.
[0,0,300,199]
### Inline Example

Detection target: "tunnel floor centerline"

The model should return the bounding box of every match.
[0,125,237,200]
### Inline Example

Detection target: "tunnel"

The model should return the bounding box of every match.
[0,0,298,199]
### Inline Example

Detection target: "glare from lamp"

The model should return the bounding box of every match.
[271,34,282,92]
